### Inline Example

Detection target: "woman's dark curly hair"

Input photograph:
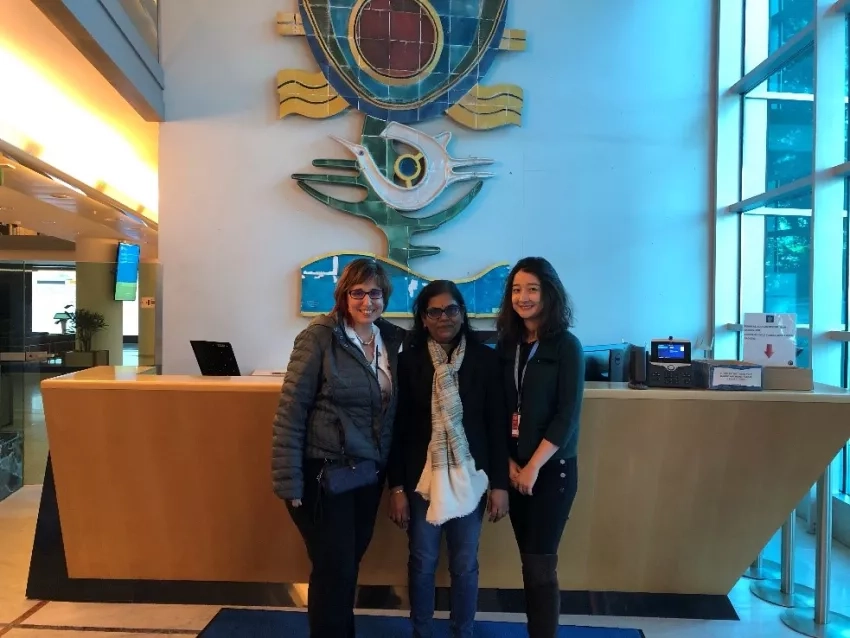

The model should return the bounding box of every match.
[496,257,574,344]
[408,279,472,348]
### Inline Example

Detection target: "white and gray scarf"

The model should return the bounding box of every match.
[415,335,489,525]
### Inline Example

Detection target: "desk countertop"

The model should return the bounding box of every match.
[41,366,850,402]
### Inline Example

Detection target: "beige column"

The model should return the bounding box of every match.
[74,237,123,366]
[137,260,160,367]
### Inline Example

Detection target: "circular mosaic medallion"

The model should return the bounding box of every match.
[353,0,441,83]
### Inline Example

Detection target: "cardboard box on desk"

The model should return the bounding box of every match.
[762,366,813,391]
[693,359,763,391]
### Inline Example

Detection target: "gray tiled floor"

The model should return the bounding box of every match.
[0,485,849,637]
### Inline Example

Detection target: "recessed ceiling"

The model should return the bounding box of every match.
[0,141,157,258]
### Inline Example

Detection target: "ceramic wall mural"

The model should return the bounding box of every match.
[276,0,525,317]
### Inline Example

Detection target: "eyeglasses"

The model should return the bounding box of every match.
[425,304,462,320]
[348,288,383,300]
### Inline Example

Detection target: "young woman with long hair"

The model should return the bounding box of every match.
[496,257,584,638]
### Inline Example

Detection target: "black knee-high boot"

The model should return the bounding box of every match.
[520,554,560,638]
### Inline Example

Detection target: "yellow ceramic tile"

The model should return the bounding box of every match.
[277,70,350,119]
[498,29,527,51]
[446,84,524,130]
[276,11,305,37]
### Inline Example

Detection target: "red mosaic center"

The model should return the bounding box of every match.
[355,0,437,79]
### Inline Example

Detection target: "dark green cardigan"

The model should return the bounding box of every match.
[497,329,585,463]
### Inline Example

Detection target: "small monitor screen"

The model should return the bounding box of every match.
[114,242,141,301]
[656,343,686,360]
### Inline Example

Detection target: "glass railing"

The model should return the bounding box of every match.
[0,261,28,502]
[0,261,80,498]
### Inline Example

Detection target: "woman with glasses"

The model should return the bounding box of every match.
[387,279,509,638]
[272,258,406,638]
[496,257,584,638]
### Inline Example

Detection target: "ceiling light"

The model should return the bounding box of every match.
[49,193,73,199]
[0,47,159,223]
[0,163,14,170]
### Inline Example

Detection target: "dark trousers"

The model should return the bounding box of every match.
[509,457,578,638]
[286,459,384,638]
[509,457,578,554]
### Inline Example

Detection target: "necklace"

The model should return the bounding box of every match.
[355,329,376,347]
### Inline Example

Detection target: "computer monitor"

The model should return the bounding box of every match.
[190,340,241,376]
[583,343,629,382]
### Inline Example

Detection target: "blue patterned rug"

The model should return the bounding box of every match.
[198,608,646,637]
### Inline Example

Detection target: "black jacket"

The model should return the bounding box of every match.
[497,329,584,463]
[387,335,510,492]
[272,315,406,501]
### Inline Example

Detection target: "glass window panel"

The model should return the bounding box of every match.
[767,48,814,94]
[0,261,27,502]
[843,441,849,494]
[742,98,814,204]
[768,0,812,54]
[795,333,811,367]
[745,0,813,71]
[841,215,848,330]
[764,214,812,324]
[742,48,814,203]
[766,100,814,191]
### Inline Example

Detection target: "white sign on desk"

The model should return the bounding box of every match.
[743,313,797,367]
[711,367,762,388]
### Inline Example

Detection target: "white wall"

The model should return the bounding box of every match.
[159,0,713,374]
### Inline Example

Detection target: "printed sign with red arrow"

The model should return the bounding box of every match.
[764,343,774,358]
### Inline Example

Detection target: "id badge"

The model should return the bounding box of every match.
[511,412,521,439]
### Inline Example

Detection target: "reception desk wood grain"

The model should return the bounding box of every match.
[40,367,850,595]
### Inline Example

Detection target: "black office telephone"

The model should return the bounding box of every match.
[645,337,693,389]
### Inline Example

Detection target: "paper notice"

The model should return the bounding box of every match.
[742,313,797,367]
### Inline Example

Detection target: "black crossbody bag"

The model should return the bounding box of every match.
[318,341,381,496]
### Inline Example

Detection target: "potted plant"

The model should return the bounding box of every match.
[63,307,110,368]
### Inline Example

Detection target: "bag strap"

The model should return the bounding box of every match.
[336,419,347,459]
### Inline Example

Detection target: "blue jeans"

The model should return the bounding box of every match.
[407,492,485,638]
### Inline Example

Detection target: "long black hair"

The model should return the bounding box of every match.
[496,257,574,344]
[408,279,472,348]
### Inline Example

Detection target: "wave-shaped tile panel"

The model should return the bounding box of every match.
[300,252,509,317]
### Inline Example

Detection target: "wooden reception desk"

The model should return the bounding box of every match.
[40,367,850,596]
